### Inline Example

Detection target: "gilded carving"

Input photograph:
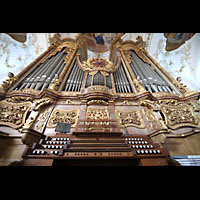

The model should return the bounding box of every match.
[120,100,132,106]
[123,50,131,64]
[160,104,199,129]
[87,85,110,94]
[87,99,108,105]
[9,88,41,95]
[0,73,18,93]
[77,55,121,74]
[40,43,76,64]
[86,107,109,131]
[33,107,52,132]
[32,97,54,111]
[115,110,145,128]
[48,76,61,91]
[133,78,146,93]
[3,96,34,103]
[153,92,180,98]
[47,109,79,128]
[142,109,159,130]
[173,78,192,96]
[0,101,32,129]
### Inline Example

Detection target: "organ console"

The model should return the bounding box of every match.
[22,131,171,166]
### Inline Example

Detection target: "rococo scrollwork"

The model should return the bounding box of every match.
[0,74,18,93]
[160,104,199,129]
[0,101,32,129]
[47,109,79,128]
[115,110,145,128]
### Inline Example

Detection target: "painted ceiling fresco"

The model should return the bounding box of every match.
[81,33,125,54]
[4,33,27,43]
[164,33,195,51]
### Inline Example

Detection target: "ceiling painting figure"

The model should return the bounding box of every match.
[164,33,195,51]
[4,33,27,43]
[81,33,125,54]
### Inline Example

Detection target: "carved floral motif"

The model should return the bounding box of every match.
[86,107,110,130]
[0,76,18,92]
[0,101,32,129]
[47,109,79,128]
[87,99,108,105]
[115,110,145,128]
[160,104,199,129]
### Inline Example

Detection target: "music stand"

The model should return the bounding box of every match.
[55,122,71,134]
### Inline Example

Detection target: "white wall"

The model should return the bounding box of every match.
[148,33,200,91]
[0,33,50,84]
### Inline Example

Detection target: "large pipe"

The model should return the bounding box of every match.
[106,74,112,89]
[35,51,65,90]
[114,70,122,92]
[25,58,53,89]
[64,61,77,91]
[18,61,46,90]
[130,57,151,92]
[118,65,128,93]
[78,70,84,91]
[113,72,119,92]
[41,54,66,90]
[29,51,61,89]
[116,69,124,93]
[68,62,79,91]
[47,62,66,89]
[120,64,131,92]
[73,66,82,91]
[85,73,92,88]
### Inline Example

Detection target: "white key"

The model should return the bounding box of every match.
[157,150,161,154]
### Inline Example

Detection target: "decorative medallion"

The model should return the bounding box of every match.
[115,110,145,128]
[160,104,199,129]
[85,107,110,131]
[82,57,117,73]
[47,109,79,128]
[0,101,32,129]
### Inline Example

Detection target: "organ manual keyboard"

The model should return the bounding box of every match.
[21,132,172,166]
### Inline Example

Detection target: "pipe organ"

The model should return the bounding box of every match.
[0,34,200,166]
